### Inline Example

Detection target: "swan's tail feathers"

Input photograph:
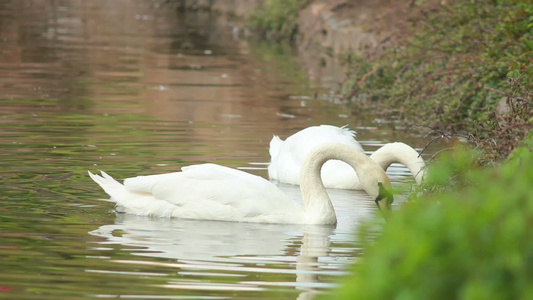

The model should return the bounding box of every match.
[88,170,125,201]
[340,124,357,138]
[269,135,283,157]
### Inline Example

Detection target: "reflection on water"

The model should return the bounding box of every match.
[0,0,426,299]
[90,216,336,297]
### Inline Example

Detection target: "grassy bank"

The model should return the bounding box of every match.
[343,0,532,161]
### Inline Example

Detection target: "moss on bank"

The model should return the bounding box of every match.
[342,0,532,161]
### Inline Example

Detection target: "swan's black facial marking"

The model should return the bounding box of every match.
[375,182,394,217]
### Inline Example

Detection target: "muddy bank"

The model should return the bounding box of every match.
[178,0,407,54]
[177,0,404,88]
[295,1,414,91]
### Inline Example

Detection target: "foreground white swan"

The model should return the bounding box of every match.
[269,125,426,189]
[89,143,393,225]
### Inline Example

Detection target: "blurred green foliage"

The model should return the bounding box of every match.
[248,0,307,41]
[327,130,533,299]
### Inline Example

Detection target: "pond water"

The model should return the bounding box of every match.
[0,1,429,299]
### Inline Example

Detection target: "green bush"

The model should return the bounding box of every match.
[327,131,533,300]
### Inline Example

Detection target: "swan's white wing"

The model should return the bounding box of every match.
[124,164,305,223]
[124,172,182,193]
[284,125,363,157]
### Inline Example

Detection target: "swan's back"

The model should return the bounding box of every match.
[268,125,364,188]
[281,125,363,159]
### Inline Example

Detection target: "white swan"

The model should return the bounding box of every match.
[268,125,426,189]
[88,143,393,225]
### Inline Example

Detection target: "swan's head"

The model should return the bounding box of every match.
[359,169,393,219]
[375,182,394,219]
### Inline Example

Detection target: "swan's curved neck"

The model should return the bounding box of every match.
[370,142,426,184]
[299,143,387,224]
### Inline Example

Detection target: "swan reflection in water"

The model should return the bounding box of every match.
[89,185,379,299]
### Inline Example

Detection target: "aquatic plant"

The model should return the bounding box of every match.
[326,130,533,300]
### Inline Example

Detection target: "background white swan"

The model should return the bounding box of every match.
[89,143,393,225]
[268,125,426,189]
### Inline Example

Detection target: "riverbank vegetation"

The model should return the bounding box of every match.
[329,2,533,297]
[342,0,532,163]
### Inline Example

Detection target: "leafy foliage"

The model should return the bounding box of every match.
[326,131,533,300]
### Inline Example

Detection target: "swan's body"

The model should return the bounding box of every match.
[89,143,393,225]
[269,125,426,189]
[269,125,365,189]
